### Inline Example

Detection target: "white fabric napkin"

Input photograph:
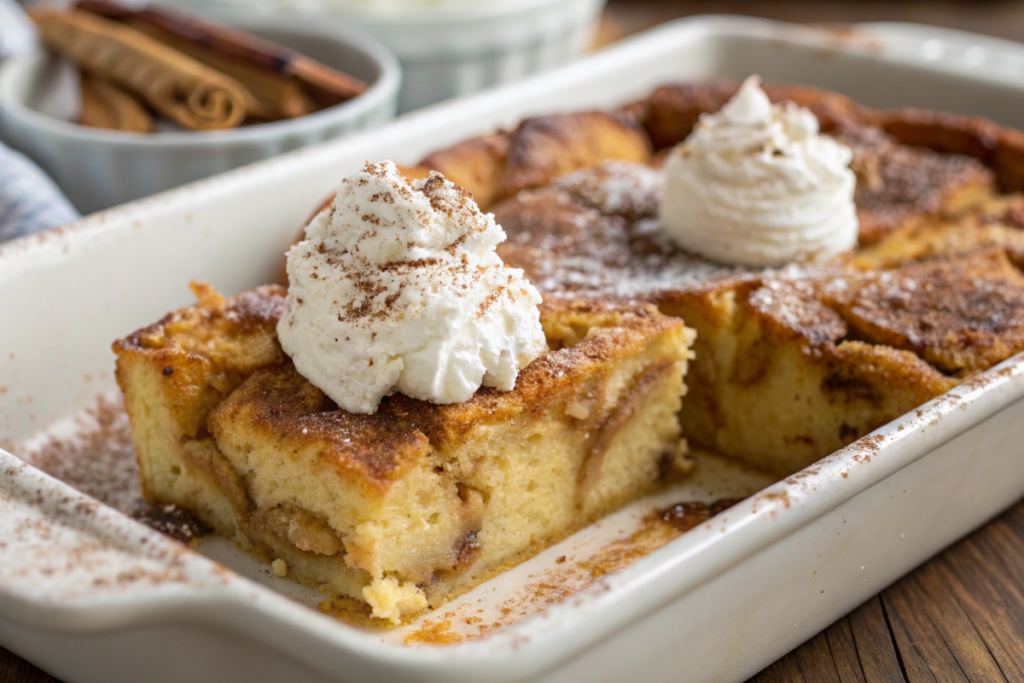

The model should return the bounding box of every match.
[0,142,80,242]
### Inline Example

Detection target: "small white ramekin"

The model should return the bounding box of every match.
[157,0,607,112]
[0,19,401,214]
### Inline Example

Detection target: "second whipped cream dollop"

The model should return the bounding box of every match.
[659,76,858,266]
[278,161,547,414]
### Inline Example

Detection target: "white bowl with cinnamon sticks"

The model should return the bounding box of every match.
[0,2,401,213]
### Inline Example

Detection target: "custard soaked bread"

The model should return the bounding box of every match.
[664,251,1024,475]
[114,285,694,623]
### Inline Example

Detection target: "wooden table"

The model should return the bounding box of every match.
[5,2,1024,681]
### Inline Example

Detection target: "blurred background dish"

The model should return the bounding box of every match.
[0,16,400,213]
[152,0,607,112]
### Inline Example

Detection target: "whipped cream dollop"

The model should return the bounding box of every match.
[659,76,858,267]
[278,161,547,414]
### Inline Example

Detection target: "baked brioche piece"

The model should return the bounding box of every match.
[661,277,957,477]
[669,249,1024,475]
[640,81,864,149]
[114,286,694,624]
[854,209,1024,271]
[113,283,287,530]
[415,111,652,209]
[852,175,1024,271]
[864,106,1024,194]
[824,249,1024,377]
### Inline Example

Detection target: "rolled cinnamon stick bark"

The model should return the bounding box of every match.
[126,23,319,120]
[79,71,156,132]
[30,8,252,130]
[77,0,367,109]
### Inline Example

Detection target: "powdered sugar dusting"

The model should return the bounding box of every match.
[497,161,844,301]
[553,161,665,221]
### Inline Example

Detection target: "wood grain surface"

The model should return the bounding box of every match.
[750,504,1024,682]
[5,1,1024,682]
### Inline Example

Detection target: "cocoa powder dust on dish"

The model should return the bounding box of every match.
[14,391,207,544]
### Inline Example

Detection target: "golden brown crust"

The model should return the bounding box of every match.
[499,112,651,200]
[207,363,433,489]
[745,279,848,348]
[419,133,511,209]
[853,210,1024,271]
[493,186,633,285]
[864,107,1024,194]
[641,81,863,150]
[833,123,995,244]
[114,282,286,370]
[549,160,662,222]
[821,340,957,406]
[824,249,1024,375]
[416,112,651,211]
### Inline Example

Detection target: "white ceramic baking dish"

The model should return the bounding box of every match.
[4,15,1024,683]
[0,18,401,214]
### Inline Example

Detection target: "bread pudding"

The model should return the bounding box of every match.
[114,284,694,623]
[116,77,1024,624]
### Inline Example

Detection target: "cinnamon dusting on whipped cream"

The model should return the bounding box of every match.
[278,161,546,414]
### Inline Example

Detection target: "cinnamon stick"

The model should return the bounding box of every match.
[30,8,252,130]
[127,22,319,120]
[79,71,155,132]
[77,0,367,110]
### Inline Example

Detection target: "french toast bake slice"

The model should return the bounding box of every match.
[114,284,694,623]
[665,251,1024,475]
